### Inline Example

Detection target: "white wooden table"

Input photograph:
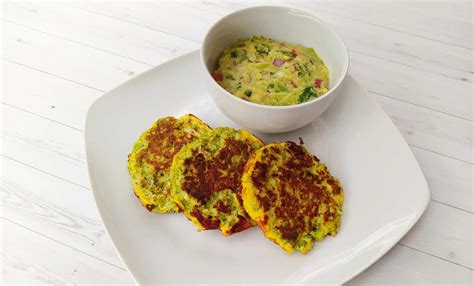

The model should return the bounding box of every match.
[1,1,472,284]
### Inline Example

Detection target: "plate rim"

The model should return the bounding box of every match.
[84,50,431,285]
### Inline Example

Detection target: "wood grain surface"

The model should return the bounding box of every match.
[1,1,472,284]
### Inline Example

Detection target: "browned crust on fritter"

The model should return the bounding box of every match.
[182,138,255,203]
[180,137,258,233]
[191,207,220,230]
[138,117,191,171]
[130,114,210,213]
[250,141,342,244]
[229,216,254,233]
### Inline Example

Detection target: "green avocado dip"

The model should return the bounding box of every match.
[212,36,330,106]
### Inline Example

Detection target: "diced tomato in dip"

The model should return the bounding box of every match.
[212,72,223,81]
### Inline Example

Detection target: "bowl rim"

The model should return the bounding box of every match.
[200,5,350,110]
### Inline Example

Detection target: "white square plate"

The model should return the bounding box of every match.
[85,50,430,284]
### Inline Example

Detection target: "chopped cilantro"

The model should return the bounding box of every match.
[231,50,238,58]
[244,90,252,97]
[225,74,235,80]
[298,87,317,103]
[267,83,275,89]
[297,63,310,77]
[256,44,270,54]
[275,84,288,92]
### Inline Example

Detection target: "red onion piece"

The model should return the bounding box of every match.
[273,58,285,67]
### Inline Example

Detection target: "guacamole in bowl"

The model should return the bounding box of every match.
[212,36,329,106]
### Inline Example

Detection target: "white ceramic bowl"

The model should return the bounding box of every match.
[201,6,349,133]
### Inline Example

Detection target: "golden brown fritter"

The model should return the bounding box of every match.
[242,141,343,253]
[128,114,211,213]
[170,127,264,235]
